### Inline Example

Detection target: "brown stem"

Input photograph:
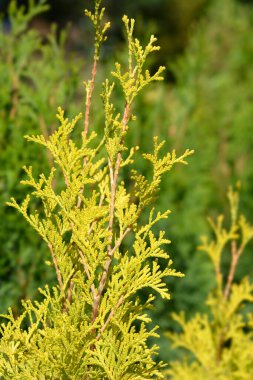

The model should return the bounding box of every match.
[96,294,125,341]
[78,248,96,298]
[64,167,95,303]
[223,240,241,301]
[48,243,63,290]
[107,104,130,253]
[91,104,131,326]
[77,60,98,210]
[84,59,98,138]
[110,227,131,257]
[74,195,105,301]
[91,227,131,323]
[62,277,75,314]
[216,240,243,363]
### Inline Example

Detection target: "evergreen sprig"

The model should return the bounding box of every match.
[166,186,253,379]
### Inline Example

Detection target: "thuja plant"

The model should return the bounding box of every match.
[166,186,253,380]
[0,1,193,378]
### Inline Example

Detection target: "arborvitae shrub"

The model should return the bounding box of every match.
[166,186,253,379]
[0,0,193,378]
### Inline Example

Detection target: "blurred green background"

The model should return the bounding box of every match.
[1,0,253,363]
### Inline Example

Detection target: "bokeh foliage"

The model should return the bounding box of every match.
[165,0,253,314]
[0,0,81,313]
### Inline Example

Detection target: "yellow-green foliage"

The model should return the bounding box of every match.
[0,1,193,379]
[166,186,253,380]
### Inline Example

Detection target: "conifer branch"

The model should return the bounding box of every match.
[110,227,131,257]
[77,59,98,209]
[91,226,132,325]
[78,248,96,298]
[60,170,95,299]
[91,104,131,325]
[84,0,110,138]
[108,103,131,253]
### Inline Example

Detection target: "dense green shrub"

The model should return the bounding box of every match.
[0,0,81,313]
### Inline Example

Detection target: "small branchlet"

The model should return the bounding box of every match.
[112,15,165,104]
[83,0,110,139]
[84,0,110,61]
[166,186,253,379]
